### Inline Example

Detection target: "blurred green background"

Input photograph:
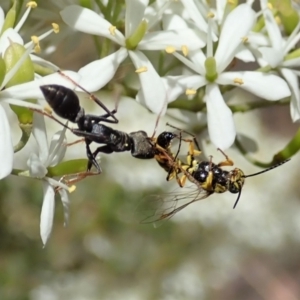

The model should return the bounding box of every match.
[1,1,300,299]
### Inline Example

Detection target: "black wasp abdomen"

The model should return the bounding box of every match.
[192,161,213,183]
[40,85,81,123]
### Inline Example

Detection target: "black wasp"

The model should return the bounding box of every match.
[140,139,290,223]
[39,81,185,175]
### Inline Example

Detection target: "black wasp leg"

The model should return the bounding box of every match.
[87,145,116,171]
[84,112,118,124]
[87,145,115,171]
[57,70,119,124]
[85,140,101,173]
[30,108,73,130]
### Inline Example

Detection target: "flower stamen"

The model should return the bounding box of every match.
[207,12,215,19]
[233,78,244,85]
[31,35,40,53]
[186,89,197,95]
[181,45,188,56]
[109,26,116,36]
[52,23,59,34]
[135,66,148,73]
[241,36,248,43]
[165,46,176,54]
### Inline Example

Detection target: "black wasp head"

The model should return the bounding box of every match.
[156,131,177,149]
[40,85,82,123]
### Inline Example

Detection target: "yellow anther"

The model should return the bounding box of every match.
[233,78,244,85]
[275,16,281,25]
[227,0,235,5]
[186,89,197,95]
[267,2,273,9]
[52,23,59,34]
[165,46,176,54]
[44,105,53,115]
[109,26,116,36]
[68,185,76,193]
[207,12,215,19]
[31,35,41,53]
[26,1,37,8]
[241,36,248,43]
[135,66,148,73]
[181,45,188,56]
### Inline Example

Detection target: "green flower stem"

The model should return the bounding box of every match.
[94,0,106,16]
[125,20,147,50]
[13,124,32,153]
[235,128,299,168]
[273,127,300,163]
[228,98,289,113]
[33,63,55,76]
[79,0,92,9]
[0,57,5,86]
[100,37,112,58]
[47,159,90,177]
[112,1,123,24]
[168,97,206,112]
[0,0,16,35]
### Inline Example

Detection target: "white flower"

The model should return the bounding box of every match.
[28,113,69,246]
[0,105,13,179]
[257,0,300,121]
[60,1,204,114]
[0,2,58,179]
[164,4,291,149]
[0,71,81,102]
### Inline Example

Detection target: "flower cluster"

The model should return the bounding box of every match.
[0,0,299,245]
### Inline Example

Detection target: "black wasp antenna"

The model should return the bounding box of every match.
[233,158,291,209]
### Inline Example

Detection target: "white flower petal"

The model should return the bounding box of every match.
[235,45,255,62]
[32,113,49,163]
[261,4,282,50]
[30,54,59,70]
[129,50,167,114]
[27,153,48,178]
[0,28,24,54]
[47,127,67,167]
[0,7,4,30]
[0,105,13,179]
[78,48,128,91]
[181,0,208,33]
[40,182,55,246]
[125,0,148,37]
[59,189,70,227]
[139,29,205,50]
[0,71,80,100]
[258,47,283,68]
[162,75,206,102]
[205,84,235,150]
[172,51,203,74]
[215,4,256,73]
[60,5,125,45]
[282,57,300,68]
[217,71,291,100]
[281,68,300,122]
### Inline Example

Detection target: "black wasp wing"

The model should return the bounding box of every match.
[137,183,212,227]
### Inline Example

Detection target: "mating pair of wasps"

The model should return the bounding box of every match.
[37,71,290,223]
